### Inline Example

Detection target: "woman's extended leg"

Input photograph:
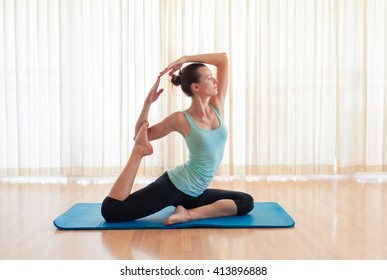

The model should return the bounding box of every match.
[102,171,192,222]
[107,121,153,201]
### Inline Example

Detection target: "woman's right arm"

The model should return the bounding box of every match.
[147,112,188,141]
[134,76,164,139]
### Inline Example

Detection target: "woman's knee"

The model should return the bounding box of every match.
[235,193,254,215]
[101,197,116,222]
[101,196,132,223]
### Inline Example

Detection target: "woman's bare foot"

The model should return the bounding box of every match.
[164,205,192,225]
[134,122,153,156]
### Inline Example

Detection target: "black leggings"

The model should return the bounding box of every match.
[101,172,254,223]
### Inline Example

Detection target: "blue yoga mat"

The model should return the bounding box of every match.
[53,202,295,230]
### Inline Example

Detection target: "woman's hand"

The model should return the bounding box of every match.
[159,56,186,77]
[134,75,164,140]
[144,75,164,105]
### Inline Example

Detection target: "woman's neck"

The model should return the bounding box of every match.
[188,96,212,119]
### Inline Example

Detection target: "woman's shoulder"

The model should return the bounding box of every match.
[169,110,186,120]
[169,111,190,137]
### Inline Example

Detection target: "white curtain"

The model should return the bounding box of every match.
[1,0,386,177]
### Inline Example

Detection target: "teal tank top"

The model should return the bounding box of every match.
[167,105,228,197]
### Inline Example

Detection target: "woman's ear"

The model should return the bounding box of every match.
[191,83,199,93]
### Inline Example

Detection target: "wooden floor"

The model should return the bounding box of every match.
[0,174,386,260]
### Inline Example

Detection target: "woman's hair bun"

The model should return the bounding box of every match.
[171,74,181,86]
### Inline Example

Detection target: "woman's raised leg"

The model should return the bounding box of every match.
[107,121,153,201]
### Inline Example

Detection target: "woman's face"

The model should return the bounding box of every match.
[195,66,218,97]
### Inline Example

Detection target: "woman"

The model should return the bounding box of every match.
[101,53,254,225]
